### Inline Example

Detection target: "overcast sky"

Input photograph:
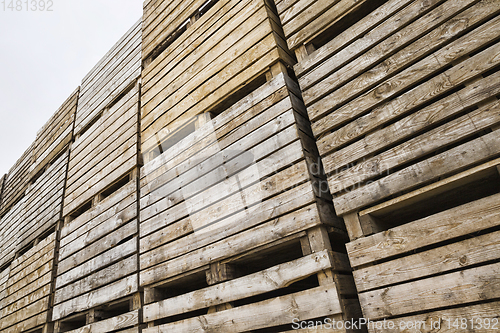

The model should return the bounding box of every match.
[0,1,142,176]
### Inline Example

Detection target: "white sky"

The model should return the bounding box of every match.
[0,1,143,176]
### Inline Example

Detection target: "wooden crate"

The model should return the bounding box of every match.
[30,88,79,179]
[140,0,296,161]
[0,193,27,269]
[0,233,58,333]
[52,174,140,330]
[287,0,500,325]
[63,19,142,217]
[139,71,365,331]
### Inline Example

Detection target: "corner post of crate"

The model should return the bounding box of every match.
[205,262,241,313]
[301,226,363,330]
[266,61,288,81]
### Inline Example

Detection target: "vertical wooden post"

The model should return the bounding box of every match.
[206,262,239,313]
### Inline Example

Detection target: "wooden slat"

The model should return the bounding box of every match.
[359,262,500,320]
[140,203,322,286]
[143,285,341,333]
[55,237,136,289]
[144,250,334,321]
[369,302,500,333]
[346,192,500,268]
[52,274,138,321]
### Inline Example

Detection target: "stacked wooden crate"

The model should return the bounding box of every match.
[281,0,500,327]
[52,20,142,333]
[140,0,296,163]
[0,144,33,269]
[139,0,365,327]
[0,88,79,333]
[0,233,58,333]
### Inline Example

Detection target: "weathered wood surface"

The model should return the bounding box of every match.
[347,192,500,268]
[143,285,341,333]
[75,19,141,135]
[0,143,33,214]
[63,310,139,333]
[18,149,69,250]
[141,0,295,156]
[0,234,56,333]
[139,73,339,287]
[0,196,27,269]
[30,87,78,178]
[369,302,500,333]
[144,250,335,321]
[360,262,500,320]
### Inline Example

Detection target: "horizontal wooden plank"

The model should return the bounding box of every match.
[140,203,322,286]
[144,285,341,333]
[0,310,47,333]
[0,296,49,330]
[57,220,137,276]
[327,98,500,194]
[61,180,137,242]
[0,284,50,319]
[346,192,500,267]
[354,229,500,292]
[369,301,500,333]
[64,310,139,333]
[359,262,500,320]
[52,274,138,321]
[144,250,335,321]
[55,237,137,289]
[54,255,137,305]
[140,160,312,256]
[314,14,500,144]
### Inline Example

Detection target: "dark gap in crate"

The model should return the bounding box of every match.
[29,165,47,185]
[106,80,136,111]
[329,234,348,255]
[98,298,131,320]
[68,200,92,220]
[152,269,209,300]
[25,329,43,333]
[360,172,500,240]
[147,0,221,64]
[57,312,87,332]
[144,73,267,163]
[101,174,131,200]
[232,274,319,307]
[78,110,103,138]
[16,242,34,258]
[309,0,389,52]
[37,225,56,243]
[115,234,135,247]
[229,238,304,274]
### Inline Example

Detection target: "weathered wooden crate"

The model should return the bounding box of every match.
[0,143,33,214]
[52,173,140,332]
[140,0,296,162]
[276,0,375,61]
[139,71,365,332]
[0,233,57,333]
[0,190,27,270]
[30,88,79,180]
[63,19,142,217]
[285,0,500,325]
